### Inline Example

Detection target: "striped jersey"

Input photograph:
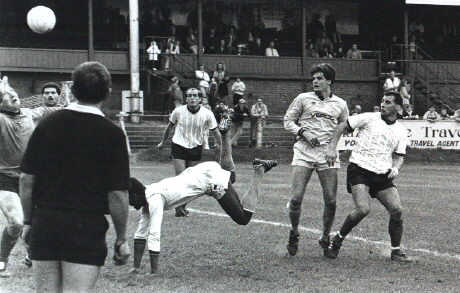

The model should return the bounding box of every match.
[170,105,217,149]
[348,112,408,174]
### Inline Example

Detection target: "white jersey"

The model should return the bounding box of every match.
[170,105,217,149]
[348,112,407,174]
[145,161,231,210]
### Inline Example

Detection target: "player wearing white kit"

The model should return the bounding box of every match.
[128,119,277,274]
[324,92,411,262]
[284,63,348,256]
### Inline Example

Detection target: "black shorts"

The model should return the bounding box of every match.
[346,162,396,198]
[30,208,109,266]
[0,174,19,194]
[171,142,203,161]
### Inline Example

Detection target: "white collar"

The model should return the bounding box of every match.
[66,102,105,117]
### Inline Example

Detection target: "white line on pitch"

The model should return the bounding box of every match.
[188,208,460,262]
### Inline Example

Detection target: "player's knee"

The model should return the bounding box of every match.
[8,223,23,237]
[356,206,370,219]
[389,206,403,220]
[324,200,337,211]
[288,199,302,213]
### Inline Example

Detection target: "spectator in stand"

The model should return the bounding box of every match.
[216,39,229,54]
[325,14,341,45]
[213,62,230,104]
[164,39,180,70]
[230,99,250,147]
[346,44,362,59]
[408,34,417,60]
[195,64,210,98]
[398,79,411,105]
[423,106,441,122]
[320,46,334,59]
[451,108,460,122]
[309,13,324,41]
[185,27,198,54]
[163,76,183,115]
[402,104,418,119]
[213,101,228,124]
[306,42,319,58]
[334,46,345,58]
[383,70,401,93]
[351,105,362,116]
[409,20,425,43]
[315,31,333,56]
[439,107,451,120]
[254,13,265,37]
[249,37,264,56]
[204,28,219,54]
[250,98,268,147]
[373,106,381,112]
[265,41,279,57]
[146,41,161,70]
[225,26,238,55]
[231,77,246,106]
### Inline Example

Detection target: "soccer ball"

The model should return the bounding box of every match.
[27,6,56,34]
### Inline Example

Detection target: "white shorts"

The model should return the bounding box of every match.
[292,141,340,171]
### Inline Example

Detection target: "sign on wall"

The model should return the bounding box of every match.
[338,120,460,150]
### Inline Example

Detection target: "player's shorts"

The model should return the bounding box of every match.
[0,174,19,194]
[171,142,203,161]
[30,207,109,266]
[346,162,396,198]
[292,142,340,171]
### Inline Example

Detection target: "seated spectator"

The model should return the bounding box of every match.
[383,70,401,93]
[315,31,333,55]
[439,107,451,120]
[250,98,268,147]
[231,99,250,147]
[265,41,279,57]
[231,77,246,106]
[195,64,210,98]
[216,39,229,54]
[249,37,264,56]
[398,78,411,105]
[320,46,333,59]
[402,104,419,119]
[185,27,198,54]
[204,28,219,54]
[306,42,319,58]
[351,105,362,116]
[373,106,380,112]
[236,45,247,56]
[423,106,441,122]
[347,44,362,59]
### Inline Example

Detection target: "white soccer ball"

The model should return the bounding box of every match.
[27,6,56,34]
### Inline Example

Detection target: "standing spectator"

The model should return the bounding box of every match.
[213,62,230,104]
[325,14,341,45]
[346,44,363,59]
[203,28,219,54]
[265,41,279,57]
[398,79,411,105]
[250,98,268,147]
[423,106,441,122]
[20,62,130,291]
[41,82,62,107]
[231,77,246,106]
[439,107,450,120]
[254,13,266,36]
[309,13,324,41]
[249,37,264,56]
[0,76,65,277]
[164,39,180,70]
[408,34,417,60]
[351,105,362,116]
[402,104,418,119]
[164,77,183,115]
[146,41,161,70]
[383,70,401,93]
[225,26,238,55]
[195,64,210,98]
[306,42,320,58]
[230,98,250,147]
[315,31,333,55]
[158,88,222,217]
[185,27,198,54]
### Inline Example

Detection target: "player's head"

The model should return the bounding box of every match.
[380,92,403,117]
[128,178,147,210]
[0,76,20,112]
[71,61,111,104]
[310,63,336,92]
[41,82,61,106]
[185,88,201,106]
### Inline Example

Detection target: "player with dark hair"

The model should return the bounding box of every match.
[128,117,277,274]
[40,82,61,107]
[158,87,222,217]
[284,63,349,256]
[324,92,411,262]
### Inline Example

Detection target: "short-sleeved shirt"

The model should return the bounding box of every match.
[348,112,407,174]
[145,161,231,210]
[0,107,61,178]
[170,105,217,149]
[284,92,349,161]
[20,106,130,215]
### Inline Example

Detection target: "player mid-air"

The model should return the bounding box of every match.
[128,114,278,274]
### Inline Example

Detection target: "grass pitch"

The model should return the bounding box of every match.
[1,161,459,293]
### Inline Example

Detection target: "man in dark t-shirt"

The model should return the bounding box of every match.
[20,62,130,292]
